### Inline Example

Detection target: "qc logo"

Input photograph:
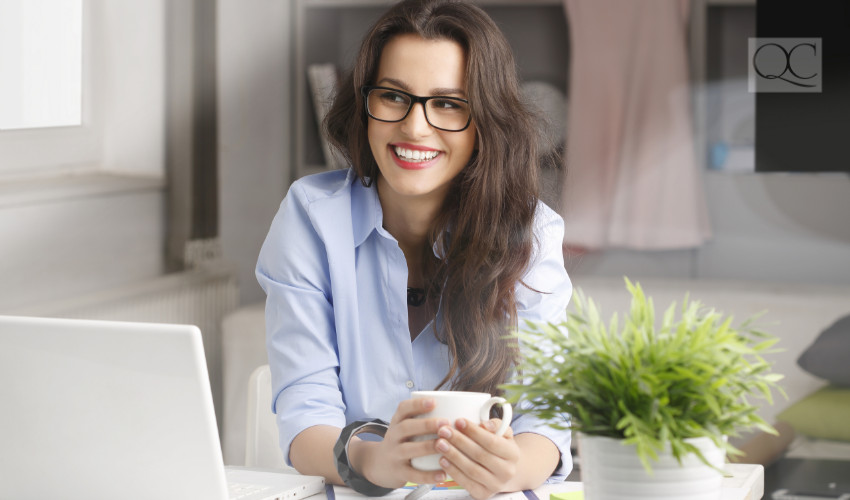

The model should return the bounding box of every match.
[748,38,822,93]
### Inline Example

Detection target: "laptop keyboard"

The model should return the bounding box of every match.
[229,482,271,499]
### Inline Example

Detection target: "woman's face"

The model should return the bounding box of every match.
[367,34,477,208]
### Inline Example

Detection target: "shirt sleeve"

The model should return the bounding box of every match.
[255,182,347,467]
[511,202,574,483]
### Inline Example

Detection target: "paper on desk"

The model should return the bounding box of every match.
[548,492,583,500]
[536,483,583,500]
[329,481,583,500]
[329,485,527,500]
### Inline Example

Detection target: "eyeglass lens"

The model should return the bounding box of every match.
[366,88,470,131]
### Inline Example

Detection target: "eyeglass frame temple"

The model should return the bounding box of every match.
[360,85,472,132]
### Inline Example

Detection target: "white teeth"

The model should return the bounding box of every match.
[394,146,439,162]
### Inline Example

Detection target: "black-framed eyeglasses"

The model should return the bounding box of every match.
[361,86,472,132]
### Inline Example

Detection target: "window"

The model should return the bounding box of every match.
[0,0,96,176]
[0,0,166,179]
[0,0,83,131]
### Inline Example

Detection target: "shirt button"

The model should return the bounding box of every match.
[405,380,415,389]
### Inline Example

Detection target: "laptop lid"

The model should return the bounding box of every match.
[0,315,322,500]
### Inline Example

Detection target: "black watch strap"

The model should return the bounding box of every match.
[333,418,395,496]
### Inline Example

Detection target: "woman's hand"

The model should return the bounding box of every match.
[352,397,451,489]
[434,418,521,500]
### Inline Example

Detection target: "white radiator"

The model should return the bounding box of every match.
[12,265,240,432]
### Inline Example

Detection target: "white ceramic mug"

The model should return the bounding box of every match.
[410,390,513,471]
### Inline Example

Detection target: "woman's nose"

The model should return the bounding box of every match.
[400,102,433,137]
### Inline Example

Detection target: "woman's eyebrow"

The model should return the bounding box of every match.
[376,77,411,91]
[376,77,466,97]
[430,87,466,97]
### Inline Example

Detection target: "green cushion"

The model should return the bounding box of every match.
[777,386,850,442]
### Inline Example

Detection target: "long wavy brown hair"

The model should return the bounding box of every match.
[325,0,540,396]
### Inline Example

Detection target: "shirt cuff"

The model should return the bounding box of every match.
[511,407,573,482]
[274,384,347,468]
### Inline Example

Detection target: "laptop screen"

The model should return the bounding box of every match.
[0,315,229,500]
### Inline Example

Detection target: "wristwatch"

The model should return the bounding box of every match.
[333,418,395,496]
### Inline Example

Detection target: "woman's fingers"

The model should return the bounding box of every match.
[484,418,514,439]
[394,415,449,441]
[430,418,520,497]
[388,398,449,444]
[390,397,435,425]
[436,456,492,500]
[437,436,495,484]
[438,425,492,468]
[384,401,523,495]
[397,438,440,460]
[403,464,448,486]
[448,419,519,462]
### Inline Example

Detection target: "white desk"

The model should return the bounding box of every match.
[302,463,764,500]
[721,463,765,500]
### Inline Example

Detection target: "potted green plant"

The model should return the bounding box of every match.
[503,279,784,500]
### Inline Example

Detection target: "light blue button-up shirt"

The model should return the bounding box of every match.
[256,168,573,481]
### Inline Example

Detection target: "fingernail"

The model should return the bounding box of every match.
[487,420,497,431]
[438,426,452,439]
[436,439,449,452]
[423,398,435,409]
[435,472,446,482]
[440,458,450,468]
[455,418,467,430]
[436,418,450,428]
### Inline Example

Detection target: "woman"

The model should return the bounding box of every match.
[256,0,572,497]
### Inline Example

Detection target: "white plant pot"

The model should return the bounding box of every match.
[578,433,725,500]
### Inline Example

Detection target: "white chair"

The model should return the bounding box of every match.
[244,364,291,470]
[222,303,268,464]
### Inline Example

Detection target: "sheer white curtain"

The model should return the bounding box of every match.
[559,0,711,251]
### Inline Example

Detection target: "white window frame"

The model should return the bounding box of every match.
[0,0,100,177]
[0,0,166,181]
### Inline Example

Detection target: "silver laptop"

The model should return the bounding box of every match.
[0,315,325,500]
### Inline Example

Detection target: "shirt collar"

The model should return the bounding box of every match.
[350,171,383,248]
[349,170,451,257]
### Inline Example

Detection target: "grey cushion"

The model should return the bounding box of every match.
[797,314,850,386]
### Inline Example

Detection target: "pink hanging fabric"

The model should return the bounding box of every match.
[560,0,711,250]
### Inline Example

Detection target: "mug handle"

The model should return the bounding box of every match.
[480,397,512,437]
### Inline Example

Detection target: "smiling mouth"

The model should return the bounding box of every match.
[393,146,441,163]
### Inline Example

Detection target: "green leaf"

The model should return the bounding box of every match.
[502,278,786,473]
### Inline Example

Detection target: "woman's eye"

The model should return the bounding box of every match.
[379,91,408,104]
[432,99,463,110]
